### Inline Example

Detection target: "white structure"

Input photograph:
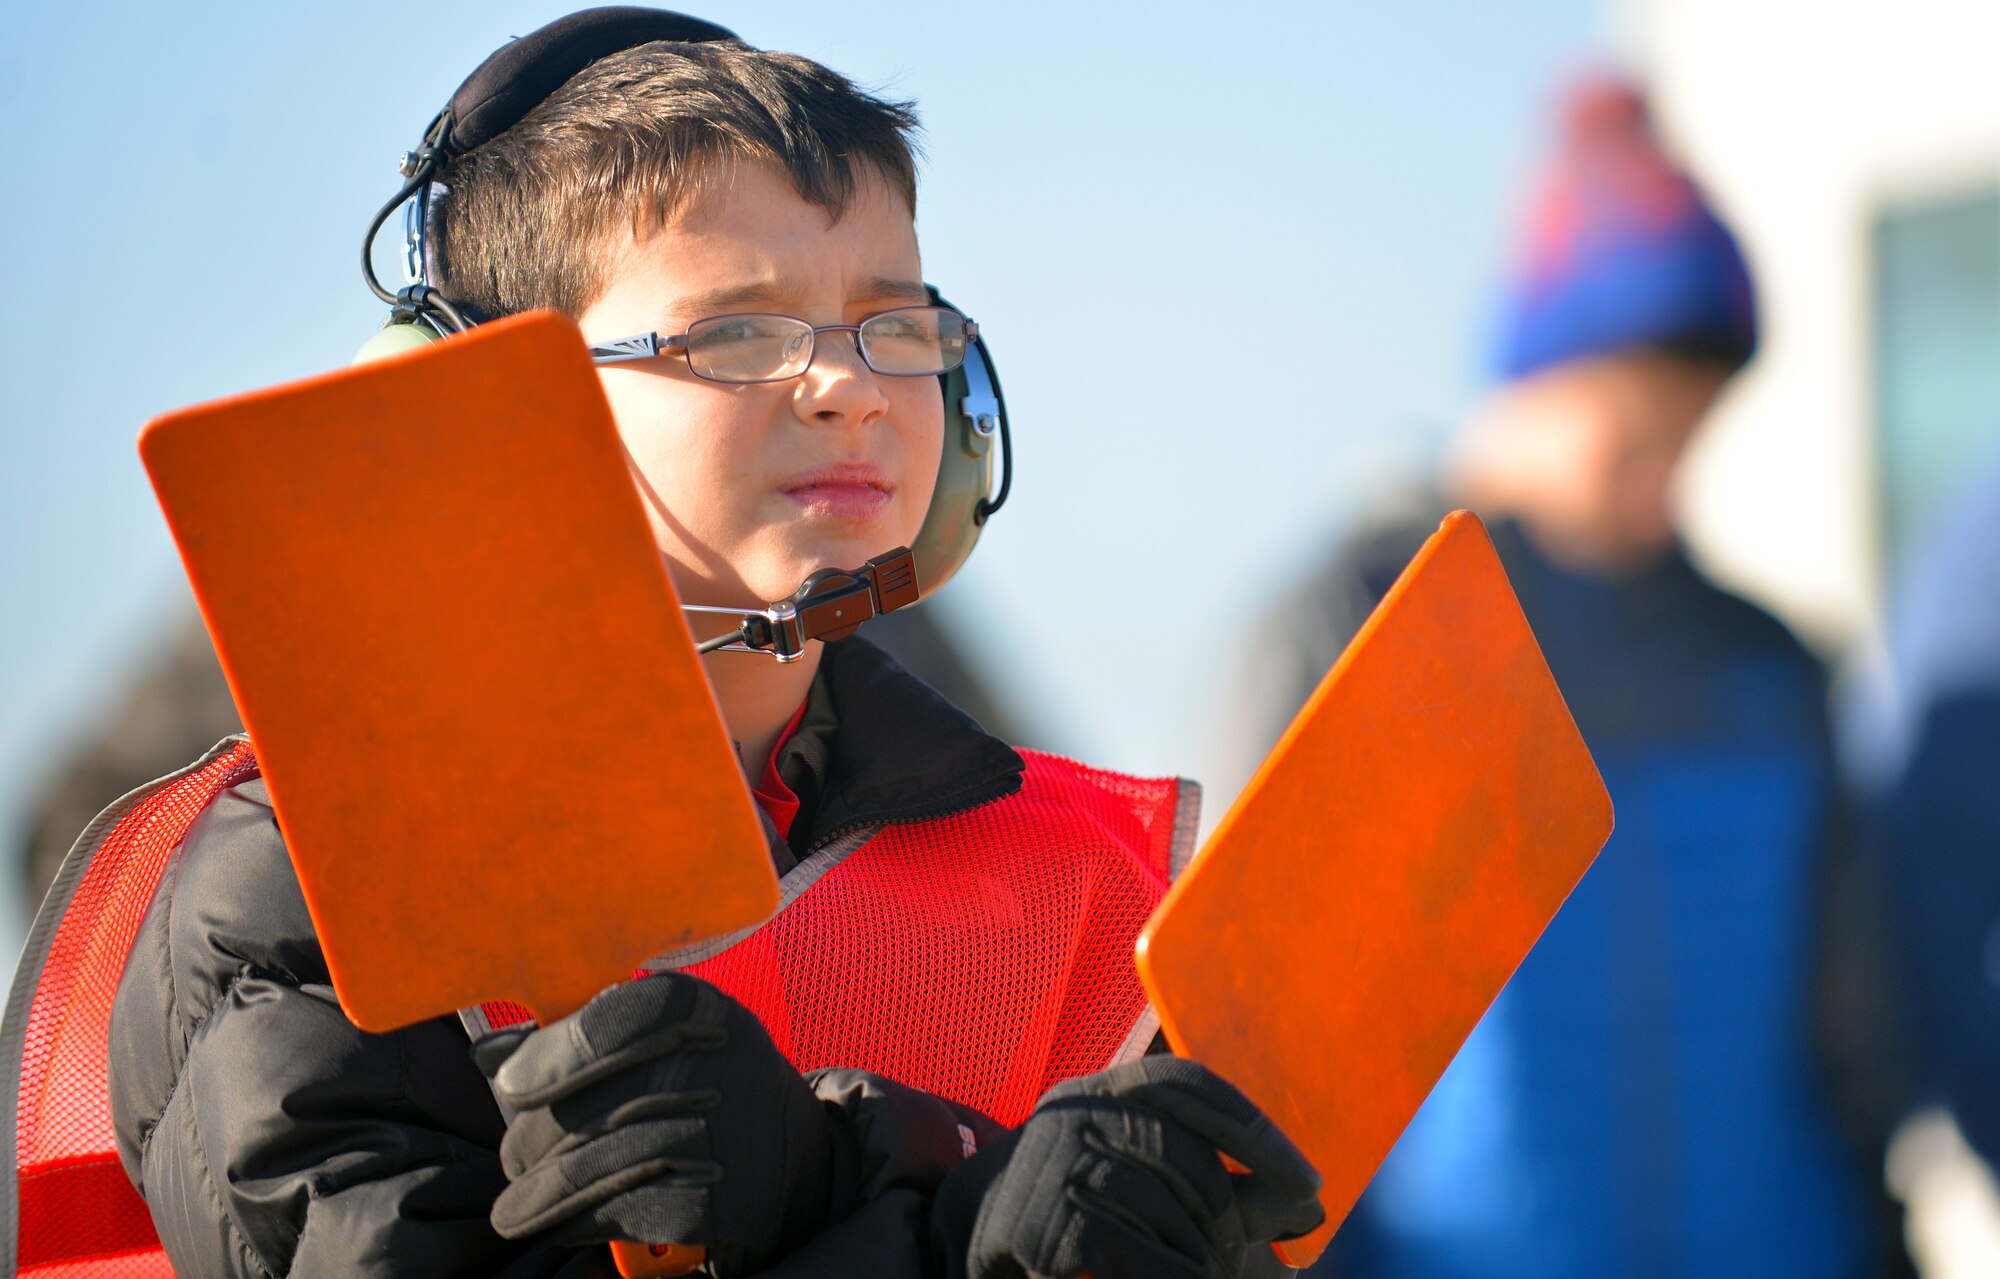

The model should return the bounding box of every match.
[1619,0,2000,652]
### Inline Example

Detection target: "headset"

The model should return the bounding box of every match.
[356,6,1012,659]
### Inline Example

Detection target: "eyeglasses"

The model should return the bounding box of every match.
[587,305,977,385]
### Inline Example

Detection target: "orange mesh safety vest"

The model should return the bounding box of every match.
[472,749,1199,1127]
[4,740,1193,1274]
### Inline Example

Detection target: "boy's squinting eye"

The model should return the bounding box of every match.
[589,306,977,386]
[703,318,774,343]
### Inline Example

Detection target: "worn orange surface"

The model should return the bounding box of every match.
[1136,510,1613,1268]
[138,310,778,1035]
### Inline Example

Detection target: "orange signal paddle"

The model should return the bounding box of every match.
[140,311,774,1278]
[1136,510,1614,1268]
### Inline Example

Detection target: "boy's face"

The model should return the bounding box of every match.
[580,160,943,608]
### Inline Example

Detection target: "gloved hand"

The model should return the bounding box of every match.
[472,971,852,1275]
[930,1057,1324,1279]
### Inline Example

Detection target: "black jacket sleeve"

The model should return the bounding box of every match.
[108,778,599,1279]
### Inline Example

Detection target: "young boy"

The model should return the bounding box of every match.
[103,10,1322,1278]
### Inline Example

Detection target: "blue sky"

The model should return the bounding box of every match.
[0,1,1604,963]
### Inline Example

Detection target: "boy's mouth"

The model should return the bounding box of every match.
[780,463,893,520]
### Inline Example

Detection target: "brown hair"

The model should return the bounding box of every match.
[433,40,921,319]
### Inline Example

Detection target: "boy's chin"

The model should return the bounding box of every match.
[723,543,889,604]
[791,519,921,568]
[667,525,921,610]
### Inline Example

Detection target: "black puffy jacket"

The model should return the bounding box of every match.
[108,638,1023,1278]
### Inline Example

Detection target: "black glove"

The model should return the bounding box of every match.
[807,1068,1007,1203]
[930,1057,1324,1279]
[472,971,852,1275]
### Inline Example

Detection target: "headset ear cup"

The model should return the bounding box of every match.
[353,317,444,366]
[909,357,995,598]
[908,288,1004,599]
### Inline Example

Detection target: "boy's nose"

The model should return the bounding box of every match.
[793,333,889,425]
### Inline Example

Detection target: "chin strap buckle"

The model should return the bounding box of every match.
[687,547,921,661]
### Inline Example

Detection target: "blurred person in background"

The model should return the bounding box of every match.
[1233,77,1913,1279]
[1843,447,2000,1177]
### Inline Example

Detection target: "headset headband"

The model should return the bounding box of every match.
[363,7,737,320]
[442,8,737,160]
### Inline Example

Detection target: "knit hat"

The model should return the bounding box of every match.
[1492,76,1758,381]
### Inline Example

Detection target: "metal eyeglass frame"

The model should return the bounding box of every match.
[585,306,979,383]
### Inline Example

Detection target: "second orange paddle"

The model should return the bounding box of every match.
[1137,510,1614,1268]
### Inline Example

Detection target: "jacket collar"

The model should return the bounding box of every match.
[780,636,1023,849]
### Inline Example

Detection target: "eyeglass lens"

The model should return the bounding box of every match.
[684,307,968,383]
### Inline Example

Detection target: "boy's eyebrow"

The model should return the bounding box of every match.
[667,276,931,323]
[855,276,932,305]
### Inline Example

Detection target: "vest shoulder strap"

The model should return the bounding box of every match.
[3,735,258,1277]
[1014,748,1202,880]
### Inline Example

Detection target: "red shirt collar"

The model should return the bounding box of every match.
[751,698,810,842]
